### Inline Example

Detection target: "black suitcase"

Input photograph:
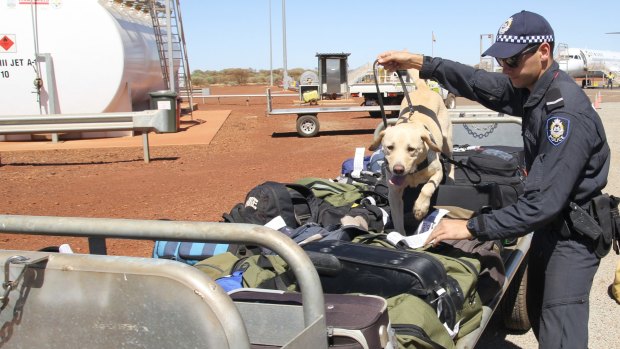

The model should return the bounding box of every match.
[230,289,395,349]
[303,240,465,329]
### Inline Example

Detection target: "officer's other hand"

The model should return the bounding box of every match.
[377,50,421,72]
[424,219,473,247]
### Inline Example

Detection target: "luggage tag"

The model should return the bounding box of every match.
[351,147,366,179]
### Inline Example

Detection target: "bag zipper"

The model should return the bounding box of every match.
[391,324,447,349]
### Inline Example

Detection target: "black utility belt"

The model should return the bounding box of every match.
[563,193,620,257]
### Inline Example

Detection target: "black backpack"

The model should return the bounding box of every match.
[222,181,321,228]
[440,146,525,209]
[401,146,526,233]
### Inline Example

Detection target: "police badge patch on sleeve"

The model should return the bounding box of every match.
[546,116,570,146]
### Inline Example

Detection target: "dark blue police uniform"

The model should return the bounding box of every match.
[419,57,610,348]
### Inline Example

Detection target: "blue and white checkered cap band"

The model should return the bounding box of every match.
[497,34,554,43]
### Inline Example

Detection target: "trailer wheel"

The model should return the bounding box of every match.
[296,114,319,137]
[500,260,531,331]
[444,94,457,109]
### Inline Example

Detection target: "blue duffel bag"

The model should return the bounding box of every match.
[152,241,253,265]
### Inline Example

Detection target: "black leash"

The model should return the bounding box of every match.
[440,153,482,184]
[372,60,416,130]
[396,70,414,115]
[372,59,389,129]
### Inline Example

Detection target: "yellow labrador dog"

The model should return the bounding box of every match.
[369,78,453,234]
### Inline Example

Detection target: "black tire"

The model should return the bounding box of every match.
[500,260,531,331]
[444,94,457,109]
[296,114,319,137]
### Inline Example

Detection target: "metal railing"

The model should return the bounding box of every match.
[373,114,522,140]
[178,90,297,104]
[0,110,173,163]
[0,214,327,335]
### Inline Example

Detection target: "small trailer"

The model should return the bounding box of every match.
[349,71,457,115]
[266,88,400,137]
[267,88,505,138]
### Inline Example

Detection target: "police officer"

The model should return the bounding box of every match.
[377,10,610,349]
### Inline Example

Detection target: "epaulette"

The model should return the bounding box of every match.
[545,87,564,112]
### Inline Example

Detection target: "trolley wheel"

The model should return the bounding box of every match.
[444,94,457,109]
[500,259,531,331]
[296,114,319,137]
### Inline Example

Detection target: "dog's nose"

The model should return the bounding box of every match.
[393,164,405,175]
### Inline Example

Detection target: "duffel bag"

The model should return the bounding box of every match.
[388,293,455,349]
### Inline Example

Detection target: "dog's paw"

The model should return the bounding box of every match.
[413,202,430,220]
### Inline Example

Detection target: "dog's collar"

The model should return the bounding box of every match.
[385,158,430,182]
[398,104,437,122]
[416,158,430,171]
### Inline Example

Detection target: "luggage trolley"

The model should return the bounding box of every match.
[374,113,533,347]
[0,113,531,348]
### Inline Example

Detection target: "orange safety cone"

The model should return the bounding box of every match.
[593,92,601,109]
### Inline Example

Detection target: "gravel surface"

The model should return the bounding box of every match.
[0,86,618,348]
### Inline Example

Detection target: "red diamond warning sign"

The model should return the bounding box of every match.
[0,35,16,52]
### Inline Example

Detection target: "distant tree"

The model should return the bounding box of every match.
[190,70,209,87]
[189,66,315,86]
[222,68,251,85]
[287,68,306,82]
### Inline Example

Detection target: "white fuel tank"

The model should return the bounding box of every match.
[0,0,165,119]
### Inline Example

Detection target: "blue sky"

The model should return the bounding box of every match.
[179,1,620,72]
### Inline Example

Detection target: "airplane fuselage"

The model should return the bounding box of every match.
[556,47,620,78]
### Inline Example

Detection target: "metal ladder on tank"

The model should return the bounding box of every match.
[148,0,193,118]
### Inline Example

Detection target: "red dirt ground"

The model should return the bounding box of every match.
[0,85,614,257]
[0,85,408,256]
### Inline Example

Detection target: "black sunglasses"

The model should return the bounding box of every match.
[496,44,540,68]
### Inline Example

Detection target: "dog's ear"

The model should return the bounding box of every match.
[421,132,442,153]
[369,130,385,151]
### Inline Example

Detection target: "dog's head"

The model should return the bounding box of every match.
[370,123,442,185]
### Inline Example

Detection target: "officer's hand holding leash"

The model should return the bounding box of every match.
[377,50,424,72]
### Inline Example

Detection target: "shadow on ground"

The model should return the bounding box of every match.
[271,129,376,138]
[2,157,179,167]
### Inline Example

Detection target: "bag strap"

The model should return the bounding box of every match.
[256,255,295,290]
[360,189,389,206]
[441,153,482,184]
[286,183,322,225]
[232,255,294,291]
[222,203,246,223]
